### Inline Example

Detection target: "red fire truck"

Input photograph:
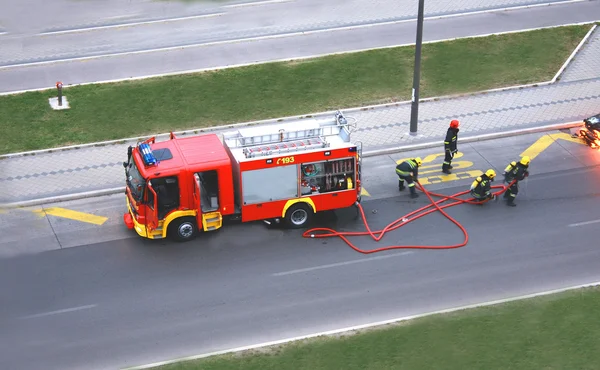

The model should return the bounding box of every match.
[122,111,363,242]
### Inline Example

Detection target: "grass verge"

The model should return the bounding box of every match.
[156,286,600,370]
[0,25,591,155]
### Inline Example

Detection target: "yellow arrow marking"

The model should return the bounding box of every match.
[520,132,587,161]
[360,187,371,197]
[33,207,108,225]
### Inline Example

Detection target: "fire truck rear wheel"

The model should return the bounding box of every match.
[169,217,198,242]
[285,204,313,229]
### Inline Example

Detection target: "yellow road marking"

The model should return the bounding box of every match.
[396,151,464,165]
[34,207,108,225]
[360,187,371,197]
[419,170,484,185]
[520,132,586,160]
[419,160,474,175]
[394,152,480,185]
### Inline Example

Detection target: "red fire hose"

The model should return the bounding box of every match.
[303,180,515,254]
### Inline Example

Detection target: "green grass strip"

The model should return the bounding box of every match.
[157,286,600,370]
[0,25,591,155]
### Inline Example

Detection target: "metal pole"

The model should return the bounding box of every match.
[56,81,63,106]
[409,0,425,135]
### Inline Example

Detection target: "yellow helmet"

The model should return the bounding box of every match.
[414,157,422,166]
[520,156,530,166]
[485,169,496,179]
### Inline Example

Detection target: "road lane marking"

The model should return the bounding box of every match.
[568,219,600,227]
[520,132,586,160]
[1,4,589,71]
[20,304,97,319]
[33,207,108,225]
[360,187,371,197]
[394,152,481,185]
[125,280,600,370]
[419,170,483,185]
[224,0,292,8]
[38,13,225,35]
[272,251,413,276]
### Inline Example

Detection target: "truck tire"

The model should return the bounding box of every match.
[284,203,313,229]
[168,217,198,242]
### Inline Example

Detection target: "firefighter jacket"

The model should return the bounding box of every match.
[503,162,529,182]
[470,174,492,197]
[444,128,459,152]
[396,159,419,179]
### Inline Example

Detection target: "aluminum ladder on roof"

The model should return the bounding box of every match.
[222,110,354,158]
[243,137,327,158]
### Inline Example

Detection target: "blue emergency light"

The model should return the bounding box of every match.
[139,143,158,166]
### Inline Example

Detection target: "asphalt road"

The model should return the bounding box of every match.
[1,131,600,369]
[1,0,598,93]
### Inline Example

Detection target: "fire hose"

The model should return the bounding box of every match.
[303,179,516,254]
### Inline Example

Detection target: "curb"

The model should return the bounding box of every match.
[0,187,125,209]
[0,23,596,159]
[0,121,584,209]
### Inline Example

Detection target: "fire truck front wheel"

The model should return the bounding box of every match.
[285,204,314,229]
[169,217,198,242]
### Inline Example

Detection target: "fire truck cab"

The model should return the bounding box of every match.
[123,110,362,242]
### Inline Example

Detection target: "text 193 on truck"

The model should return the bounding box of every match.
[122,110,363,242]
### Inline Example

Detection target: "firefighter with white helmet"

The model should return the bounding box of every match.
[470,169,496,203]
[396,157,422,198]
[503,156,530,207]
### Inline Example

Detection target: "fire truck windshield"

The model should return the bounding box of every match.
[125,159,146,202]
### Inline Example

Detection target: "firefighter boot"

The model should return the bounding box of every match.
[398,180,405,191]
[442,163,451,174]
[409,186,419,199]
[506,197,517,207]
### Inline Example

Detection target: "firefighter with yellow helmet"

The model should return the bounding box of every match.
[396,157,422,198]
[470,169,497,203]
[503,156,530,207]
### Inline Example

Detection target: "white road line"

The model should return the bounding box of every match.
[38,13,225,36]
[568,219,600,227]
[224,0,292,8]
[272,251,413,276]
[0,20,594,101]
[20,304,97,319]
[124,280,600,370]
[0,0,587,70]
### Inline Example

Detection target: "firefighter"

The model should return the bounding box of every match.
[396,157,422,198]
[503,155,530,207]
[470,169,496,203]
[442,119,460,174]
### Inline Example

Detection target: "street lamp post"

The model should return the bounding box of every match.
[409,0,425,135]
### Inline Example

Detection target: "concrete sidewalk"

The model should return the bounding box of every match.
[1,25,599,206]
